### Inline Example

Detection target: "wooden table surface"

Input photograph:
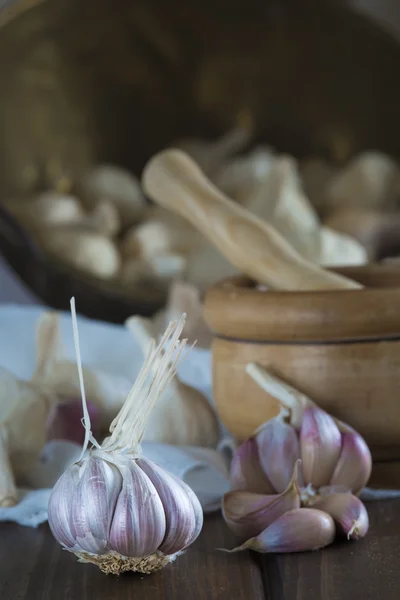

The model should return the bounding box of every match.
[1,498,399,600]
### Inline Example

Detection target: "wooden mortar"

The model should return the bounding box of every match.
[204,264,400,474]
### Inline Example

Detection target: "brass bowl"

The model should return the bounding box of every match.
[1,0,400,321]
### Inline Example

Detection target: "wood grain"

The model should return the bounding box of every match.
[259,499,400,600]
[142,149,360,291]
[0,514,264,600]
[1,501,400,599]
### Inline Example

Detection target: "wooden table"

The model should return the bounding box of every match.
[1,499,399,599]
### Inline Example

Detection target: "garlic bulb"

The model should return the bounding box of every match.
[5,192,85,227]
[48,305,203,574]
[125,315,219,448]
[173,121,252,176]
[0,366,56,507]
[32,312,132,433]
[38,226,120,279]
[242,363,372,499]
[225,363,372,552]
[78,164,146,226]
[325,152,399,212]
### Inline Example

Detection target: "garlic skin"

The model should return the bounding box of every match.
[46,398,100,445]
[330,432,372,495]
[125,315,219,448]
[48,310,204,575]
[256,415,302,493]
[231,508,335,554]
[33,312,132,433]
[300,407,342,489]
[223,461,301,541]
[0,366,56,507]
[312,493,369,540]
[230,436,275,495]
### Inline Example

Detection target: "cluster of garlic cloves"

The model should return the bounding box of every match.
[223,363,371,553]
[48,305,203,575]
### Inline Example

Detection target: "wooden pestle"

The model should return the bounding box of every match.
[142,150,361,290]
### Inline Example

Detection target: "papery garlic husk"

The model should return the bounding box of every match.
[230,437,275,495]
[312,493,369,540]
[256,412,302,493]
[223,460,301,541]
[48,311,204,575]
[32,312,132,433]
[230,508,335,554]
[125,315,219,448]
[330,432,372,495]
[0,366,56,507]
[300,407,342,489]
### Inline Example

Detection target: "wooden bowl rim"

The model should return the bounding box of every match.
[204,264,400,343]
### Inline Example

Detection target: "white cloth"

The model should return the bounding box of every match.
[0,304,231,527]
[0,302,399,528]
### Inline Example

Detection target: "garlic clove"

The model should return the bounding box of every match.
[300,407,342,488]
[230,437,275,494]
[312,493,369,540]
[138,458,203,555]
[231,508,335,553]
[48,463,81,550]
[223,460,301,541]
[108,461,166,558]
[70,457,122,554]
[256,416,302,493]
[330,432,372,495]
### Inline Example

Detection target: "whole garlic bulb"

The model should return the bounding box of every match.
[38,226,120,279]
[48,307,203,575]
[5,192,85,227]
[125,315,220,448]
[226,363,371,546]
[78,164,146,226]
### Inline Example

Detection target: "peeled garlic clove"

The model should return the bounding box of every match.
[230,437,275,494]
[223,461,301,540]
[108,461,166,557]
[330,432,372,495]
[312,493,369,540]
[232,508,335,553]
[70,457,122,554]
[138,458,203,555]
[300,407,342,488]
[256,416,302,493]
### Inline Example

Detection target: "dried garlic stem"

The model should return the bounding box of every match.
[246,364,312,428]
[35,312,63,378]
[103,315,188,454]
